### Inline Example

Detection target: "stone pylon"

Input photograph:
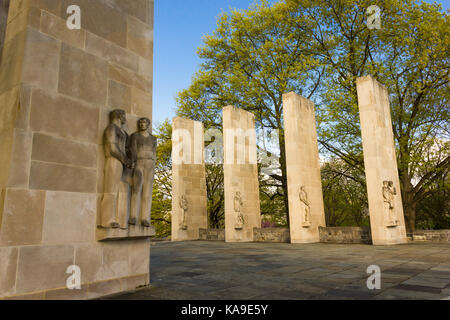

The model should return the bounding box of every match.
[283,92,326,243]
[223,106,261,242]
[356,76,408,245]
[171,117,208,241]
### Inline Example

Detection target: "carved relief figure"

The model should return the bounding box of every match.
[179,195,188,230]
[100,109,133,228]
[383,180,399,227]
[299,186,311,227]
[129,118,157,227]
[234,191,244,230]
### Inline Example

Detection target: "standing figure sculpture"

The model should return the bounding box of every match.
[299,186,311,227]
[100,109,133,228]
[382,180,399,227]
[234,191,244,230]
[129,118,157,227]
[179,195,188,230]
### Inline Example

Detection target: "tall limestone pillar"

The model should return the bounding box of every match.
[0,0,155,299]
[171,117,208,241]
[283,93,326,243]
[223,106,261,242]
[356,76,408,245]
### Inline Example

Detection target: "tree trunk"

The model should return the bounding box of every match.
[403,202,416,235]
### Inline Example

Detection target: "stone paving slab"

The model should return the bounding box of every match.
[103,241,450,300]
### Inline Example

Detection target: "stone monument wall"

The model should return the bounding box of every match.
[413,230,450,243]
[199,228,225,241]
[222,106,261,242]
[283,92,326,243]
[171,117,208,241]
[319,227,372,244]
[356,76,408,245]
[0,0,154,299]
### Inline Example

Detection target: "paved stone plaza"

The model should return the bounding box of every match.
[105,241,450,300]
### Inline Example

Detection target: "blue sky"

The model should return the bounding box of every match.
[152,0,449,128]
[153,0,255,127]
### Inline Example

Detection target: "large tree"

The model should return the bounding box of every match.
[176,0,449,232]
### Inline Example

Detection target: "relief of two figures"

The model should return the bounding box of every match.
[99,109,156,229]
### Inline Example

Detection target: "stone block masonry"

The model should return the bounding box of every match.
[253,228,290,243]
